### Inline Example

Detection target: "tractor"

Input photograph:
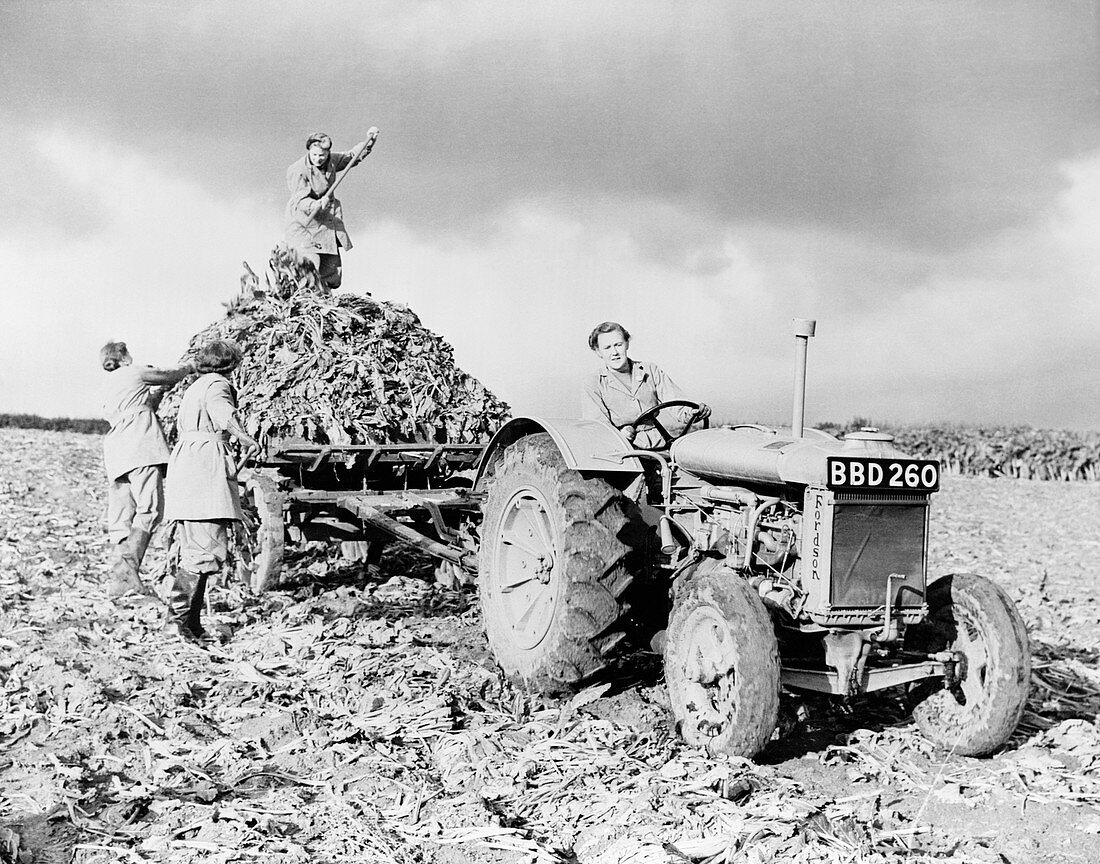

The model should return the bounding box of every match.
[474,319,1031,757]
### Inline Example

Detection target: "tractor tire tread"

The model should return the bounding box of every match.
[664,562,780,758]
[909,572,1031,756]
[479,433,636,693]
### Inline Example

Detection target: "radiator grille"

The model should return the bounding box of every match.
[835,491,930,504]
[830,501,927,607]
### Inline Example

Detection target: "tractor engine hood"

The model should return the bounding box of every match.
[670,426,910,488]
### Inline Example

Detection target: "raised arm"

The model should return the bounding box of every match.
[347,129,380,168]
[138,363,195,386]
[329,151,355,172]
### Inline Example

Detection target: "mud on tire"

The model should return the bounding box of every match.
[478,433,636,692]
[664,560,780,758]
[907,573,1031,756]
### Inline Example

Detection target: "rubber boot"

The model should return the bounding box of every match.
[163,567,201,642]
[107,527,156,598]
[185,572,211,641]
[129,527,152,571]
[106,534,141,598]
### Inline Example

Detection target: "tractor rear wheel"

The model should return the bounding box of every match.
[235,469,285,594]
[478,433,635,692]
[664,561,780,758]
[907,573,1030,756]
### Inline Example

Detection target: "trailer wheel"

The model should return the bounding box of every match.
[664,561,780,758]
[236,469,285,594]
[907,573,1030,756]
[478,433,635,692]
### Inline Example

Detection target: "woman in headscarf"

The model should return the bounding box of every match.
[162,339,260,642]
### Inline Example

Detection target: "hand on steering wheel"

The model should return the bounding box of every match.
[626,400,710,448]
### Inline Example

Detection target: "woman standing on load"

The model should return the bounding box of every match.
[163,340,260,643]
[285,130,377,290]
[100,342,194,598]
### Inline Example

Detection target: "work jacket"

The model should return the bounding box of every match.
[164,374,244,522]
[101,365,172,481]
[581,360,694,449]
[284,151,358,256]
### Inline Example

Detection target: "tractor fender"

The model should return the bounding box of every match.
[476,417,644,488]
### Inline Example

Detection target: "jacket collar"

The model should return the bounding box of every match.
[598,359,648,378]
[598,360,648,393]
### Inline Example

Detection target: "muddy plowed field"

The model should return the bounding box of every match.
[1,429,1099,863]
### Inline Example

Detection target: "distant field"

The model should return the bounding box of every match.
[818,419,1100,482]
[0,413,108,434]
[4,412,1099,482]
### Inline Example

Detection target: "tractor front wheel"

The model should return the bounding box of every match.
[907,573,1030,756]
[664,561,780,758]
[478,433,636,692]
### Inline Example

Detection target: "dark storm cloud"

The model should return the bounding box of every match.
[3,1,1098,255]
[418,1,1100,252]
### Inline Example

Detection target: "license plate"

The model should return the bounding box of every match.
[827,457,940,492]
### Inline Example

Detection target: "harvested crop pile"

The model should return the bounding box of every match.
[159,246,510,447]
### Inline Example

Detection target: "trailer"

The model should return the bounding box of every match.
[236,440,486,593]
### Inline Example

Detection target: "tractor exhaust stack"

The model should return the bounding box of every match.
[791,318,816,439]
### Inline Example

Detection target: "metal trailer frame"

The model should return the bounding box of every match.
[240,440,489,591]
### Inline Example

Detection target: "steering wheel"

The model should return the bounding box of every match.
[626,400,709,448]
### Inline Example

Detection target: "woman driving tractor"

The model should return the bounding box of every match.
[581,321,711,449]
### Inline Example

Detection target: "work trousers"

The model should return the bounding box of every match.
[298,250,342,289]
[107,465,165,545]
[172,520,232,575]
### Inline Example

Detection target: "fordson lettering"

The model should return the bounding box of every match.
[809,491,823,581]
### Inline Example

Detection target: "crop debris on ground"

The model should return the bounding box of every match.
[2,429,1099,863]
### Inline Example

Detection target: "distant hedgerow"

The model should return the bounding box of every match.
[0,414,108,435]
[2,412,1097,480]
[820,420,1100,481]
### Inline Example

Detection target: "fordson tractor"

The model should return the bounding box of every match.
[241,319,1031,759]
[473,319,1030,758]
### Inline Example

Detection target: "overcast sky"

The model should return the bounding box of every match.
[1,0,1097,430]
